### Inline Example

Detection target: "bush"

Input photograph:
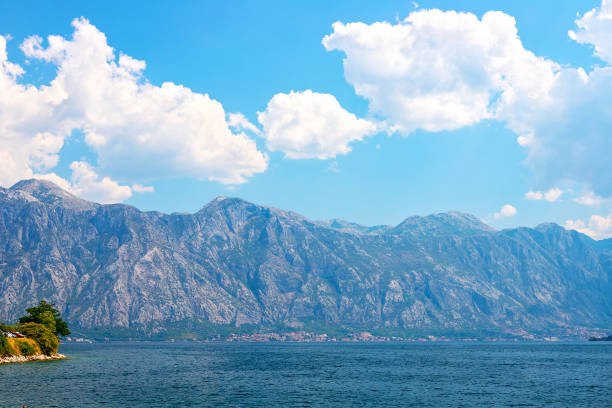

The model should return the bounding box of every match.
[18,322,59,355]
[19,341,36,356]
[0,333,11,356]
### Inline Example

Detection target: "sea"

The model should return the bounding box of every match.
[1,342,611,407]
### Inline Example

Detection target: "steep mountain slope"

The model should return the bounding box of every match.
[1,179,611,337]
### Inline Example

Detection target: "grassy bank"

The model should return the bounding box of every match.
[5,338,42,356]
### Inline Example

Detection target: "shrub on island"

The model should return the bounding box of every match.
[18,322,59,356]
[19,340,36,356]
[2,301,69,357]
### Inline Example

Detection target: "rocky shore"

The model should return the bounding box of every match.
[0,353,67,365]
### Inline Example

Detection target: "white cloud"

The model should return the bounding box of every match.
[569,0,612,64]
[520,64,612,198]
[574,191,603,206]
[544,188,563,202]
[257,90,377,159]
[68,161,132,203]
[322,2,612,200]
[524,188,563,202]
[132,184,154,193]
[33,161,132,204]
[525,191,543,200]
[322,9,558,134]
[565,211,612,240]
[0,18,268,203]
[494,204,517,219]
[0,34,69,187]
[32,173,74,192]
[227,112,261,135]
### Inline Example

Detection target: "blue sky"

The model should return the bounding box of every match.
[1,0,612,237]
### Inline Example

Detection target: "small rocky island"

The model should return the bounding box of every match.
[0,301,69,364]
[588,335,612,341]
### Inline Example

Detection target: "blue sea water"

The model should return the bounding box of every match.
[1,342,611,407]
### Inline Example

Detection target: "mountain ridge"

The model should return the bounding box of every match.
[1,179,611,339]
[3,179,578,238]
[4,179,506,236]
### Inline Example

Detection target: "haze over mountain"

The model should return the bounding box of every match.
[1,179,611,338]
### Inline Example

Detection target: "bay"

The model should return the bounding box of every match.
[1,342,611,407]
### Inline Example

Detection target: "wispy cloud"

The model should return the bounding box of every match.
[525,188,563,202]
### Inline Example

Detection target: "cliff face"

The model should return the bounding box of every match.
[1,179,611,333]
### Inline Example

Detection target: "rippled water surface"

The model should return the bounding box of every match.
[1,342,611,407]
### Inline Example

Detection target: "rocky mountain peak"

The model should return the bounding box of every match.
[442,211,496,232]
[8,178,97,211]
[196,196,310,234]
[391,211,495,238]
[197,197,263,221]
[534,222,566,233]
[316,218,391,235]
[199,196,250,210]
[11,178,64,194]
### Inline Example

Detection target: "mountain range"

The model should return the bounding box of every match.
[1,179,611,339]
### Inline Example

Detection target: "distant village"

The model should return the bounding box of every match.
[221,332,559,343]
[225,331,395,342]
[221,330,566,343]
[219,326,609,342]
[61,325,609,343]
[63,336,94,344]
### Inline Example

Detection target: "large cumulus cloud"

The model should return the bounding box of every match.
[0,18,268,202]
[322,2,612,200]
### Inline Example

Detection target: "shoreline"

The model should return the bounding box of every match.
[0,353,68,365]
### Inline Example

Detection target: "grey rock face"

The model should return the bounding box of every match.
[1,179,611,333]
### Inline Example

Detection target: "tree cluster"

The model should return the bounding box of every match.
[1,300,70,356]
[18,322,59,355]
[18,300,70,337]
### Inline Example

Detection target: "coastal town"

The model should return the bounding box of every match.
[225,331,396,342]
[222,331,553,343]
[220,330,572,343]
[63,325,611,343]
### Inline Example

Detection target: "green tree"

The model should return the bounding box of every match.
[19,300,70,337]
[39,310,57,334]
[18,322,59,355]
